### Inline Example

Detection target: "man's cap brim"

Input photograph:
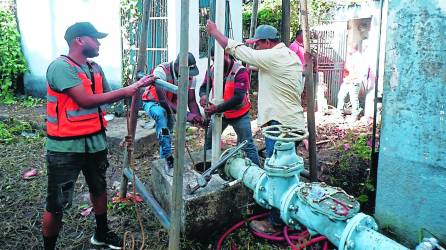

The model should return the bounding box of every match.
[93,32,108,39]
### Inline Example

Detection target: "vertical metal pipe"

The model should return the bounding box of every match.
[211,0,226,164]
[168,0,188,248]
[249,0,259,39]
[120,0,152,199]
[370,0,385,213]
[300,0,318,181]
[281,0,291,46]
[204,0,215,166]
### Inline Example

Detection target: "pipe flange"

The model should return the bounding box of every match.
[253,174,269,208]
[279,184,301,230]
[339,213,378,250]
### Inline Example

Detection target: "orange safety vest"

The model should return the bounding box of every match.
[46,56,107,140]
[142,63,175,102]
[210,62,251,119]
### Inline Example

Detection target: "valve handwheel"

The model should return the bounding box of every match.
[262,125,308,142]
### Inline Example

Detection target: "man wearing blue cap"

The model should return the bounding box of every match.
[42,22,155,250]
[206,21,306,234]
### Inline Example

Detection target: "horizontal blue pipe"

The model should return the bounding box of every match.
[225,157,409,250]
[123,167,171,229]
[154,79,178,94]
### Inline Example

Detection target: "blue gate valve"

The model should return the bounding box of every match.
[223,124,409,250]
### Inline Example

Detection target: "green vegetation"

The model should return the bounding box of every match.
[242,0,336,40]
[0,8,28,104]
[120,0,142,87]
[19,96,44,107]
[0,118,41,144]
[242,0,300,41]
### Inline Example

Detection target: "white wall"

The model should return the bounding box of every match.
[17,0,243,97]
[195,0,243,85]
[17,0,122,96]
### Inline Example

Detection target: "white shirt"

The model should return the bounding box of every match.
[226,39,306,130]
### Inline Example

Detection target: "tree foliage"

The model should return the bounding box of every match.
[0,8,28,103]
[120,0,142,86]
[242,0,336,40]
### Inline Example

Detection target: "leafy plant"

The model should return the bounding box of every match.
[242,0,336,40]
[243,0,300,41]
[20,96,44,108]
[0,119,37,144]
[351,135,372,161]
[120,0,142,87]
[309,0,336,25]
[0,8,28,103]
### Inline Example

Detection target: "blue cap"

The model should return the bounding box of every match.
[246,25,279,44]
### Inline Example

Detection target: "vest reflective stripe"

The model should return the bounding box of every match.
[66,108,98,118]
[47,95,57,103]
[46,57,107,139]
[210,62,251,119]
[47,115,58,124]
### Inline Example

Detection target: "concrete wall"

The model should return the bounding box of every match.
[375,0,446,247]
[17,0,122,97]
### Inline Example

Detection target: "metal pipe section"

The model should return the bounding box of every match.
[211,0,226,165]
[299,0,318,181]
[120,0,152,199]
[168,0,189,248]
[154,78,178,94]
[123,168,170,229]
[224,148,409,250]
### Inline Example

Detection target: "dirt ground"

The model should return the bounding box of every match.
[0,100,376,249]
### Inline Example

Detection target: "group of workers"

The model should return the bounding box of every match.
[42,20,306,249]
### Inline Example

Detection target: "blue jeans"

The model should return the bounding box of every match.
[265,120,281,158]
[143,101,173,158]
[206,113,260,166]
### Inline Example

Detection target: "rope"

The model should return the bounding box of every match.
[122,120,146,250]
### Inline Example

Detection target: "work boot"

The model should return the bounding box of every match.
[164,155,174,177]
[90,230,123,249]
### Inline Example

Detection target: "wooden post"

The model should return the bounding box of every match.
[168,0,189,248]
[300,0,318,182]
[281,0,291,46]
[249,0,259,39]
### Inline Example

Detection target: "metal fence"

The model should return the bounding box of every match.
[312,26,347,107]
[147,0,168,68]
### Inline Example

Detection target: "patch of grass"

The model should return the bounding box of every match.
[350,135,372,161]
[20,96,44,108]
[0,118,42,143]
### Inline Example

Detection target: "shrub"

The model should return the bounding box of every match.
[0,8,28,103]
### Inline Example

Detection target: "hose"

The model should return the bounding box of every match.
[216,213,329,250]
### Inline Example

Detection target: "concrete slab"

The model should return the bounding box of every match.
[148,150,256,238]
[105,116,157,156]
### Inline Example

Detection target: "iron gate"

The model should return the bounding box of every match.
[312,23,348,107]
